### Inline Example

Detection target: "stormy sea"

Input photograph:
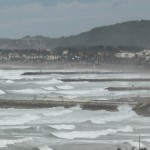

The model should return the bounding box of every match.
[0,69,150,150]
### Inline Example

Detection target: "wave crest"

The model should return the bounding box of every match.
[52,125,133,139]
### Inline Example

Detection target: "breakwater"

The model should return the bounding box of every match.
[61,78,150,82]
[0,99,123,111]
[133,102,150,116]
[21,71,130,75]
[107,87,150,91]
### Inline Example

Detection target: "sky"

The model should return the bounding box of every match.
[0,0,150,39]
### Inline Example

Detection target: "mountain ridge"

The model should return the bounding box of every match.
[1,20,150,49]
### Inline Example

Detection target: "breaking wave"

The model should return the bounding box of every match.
[127,141,146,148]
[0,137,32,148]
[42,109,73,117]
[49,124,75,130]
[52,125,133,139]
[0,90,5,95]
[0,114,39,125]
[4,80,15,84]
[53,88,107,95]
[38,145,53,150]
[8,88,48,94]
[42,87,56,91]
[35,78,62,85]
[57,85,74,90]
[91,105,137,124]
[62,95,79,99]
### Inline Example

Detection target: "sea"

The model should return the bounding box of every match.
[0,69,150,150]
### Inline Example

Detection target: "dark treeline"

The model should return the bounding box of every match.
[0,45,143,54]
[0,45,149,67]
[55,45,143,53]
[0,49,49,55]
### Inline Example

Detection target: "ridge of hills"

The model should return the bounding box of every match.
[1,20,150,50]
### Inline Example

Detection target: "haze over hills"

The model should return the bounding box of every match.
[1,20,150,50]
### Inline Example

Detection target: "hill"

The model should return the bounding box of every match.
[0,20,150,49]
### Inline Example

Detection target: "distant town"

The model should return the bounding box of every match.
[0,47,150,66]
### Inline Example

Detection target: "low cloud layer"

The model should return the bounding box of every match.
[0,0,150,38]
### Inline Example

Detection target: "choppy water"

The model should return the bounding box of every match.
[0,69,150,149]
[1,69,150,100]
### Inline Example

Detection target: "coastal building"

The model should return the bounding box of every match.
[115,52,135,58]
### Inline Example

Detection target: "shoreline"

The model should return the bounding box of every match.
[0,62,149,73]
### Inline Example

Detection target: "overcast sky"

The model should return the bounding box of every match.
[0,0,150,38]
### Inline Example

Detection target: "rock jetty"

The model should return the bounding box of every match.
[0,99,119,111]
[133,102,150,116]
[61,78,150,82]
[21,71,128,75]
[106,87,150,91]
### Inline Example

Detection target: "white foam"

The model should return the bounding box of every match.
[117,104,133,112]
[96,98,109,101]
[8,89,48,95]
[0,126,31,129]
[118,125,133,132]
[0,114,39,125]
[57,85,74,90]
[49,124,75,130]
[4,80,15,83]
[91,105,136,124]
[142,138,150,142]
[52,126,133,139]
[0,70,24,80]
[42,87,56,91]
[35,78,62,85]
[54,90,89,95]
[128,141,146,148]
[0,137,32,148]
[38,145,53,150]
[62,95,79,99]
[43,109,73,117]
[0,90,5,95]
[9,89,35,94]
[91,120,106,124]
[54,88,107,95]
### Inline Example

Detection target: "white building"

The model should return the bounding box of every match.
[115,52,135,58]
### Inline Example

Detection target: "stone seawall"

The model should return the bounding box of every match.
[107,87,150,91]
[0,99,119,111]
[21,71,129,75]
[61,78,150,82]
[133,102,150,116]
